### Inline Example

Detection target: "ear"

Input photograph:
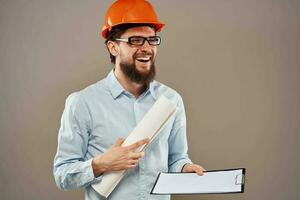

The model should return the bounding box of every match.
[107,41,119,57]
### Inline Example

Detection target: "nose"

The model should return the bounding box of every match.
[138,42,156,57]
[139,39,154,50]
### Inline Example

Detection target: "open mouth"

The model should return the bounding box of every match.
[136,57,151,63]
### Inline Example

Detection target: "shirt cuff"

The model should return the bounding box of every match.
[169,158,193,172]
[85,158,103,185]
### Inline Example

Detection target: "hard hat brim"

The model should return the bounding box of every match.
[101,21,165,39]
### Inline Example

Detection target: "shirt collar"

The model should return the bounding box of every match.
[106,70,125,99]
[106,69,157,100]
[149,81,157,100]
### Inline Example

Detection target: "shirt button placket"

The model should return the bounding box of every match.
[139,157,147,200]
[133,100,140,124]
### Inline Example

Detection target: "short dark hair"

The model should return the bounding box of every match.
[105,23,156,64]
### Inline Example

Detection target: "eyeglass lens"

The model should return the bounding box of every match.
[129,36,160,46]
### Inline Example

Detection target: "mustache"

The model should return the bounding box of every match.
[133,52,153,59]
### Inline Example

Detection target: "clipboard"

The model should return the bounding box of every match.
[151,168,246,195]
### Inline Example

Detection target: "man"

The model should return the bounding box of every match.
[53,0,204,199]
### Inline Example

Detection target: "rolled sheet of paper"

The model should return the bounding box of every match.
[91,95,177,198]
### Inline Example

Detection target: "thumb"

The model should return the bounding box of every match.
[113,138,125,147]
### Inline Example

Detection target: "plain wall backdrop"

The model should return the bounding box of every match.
[0,0,299,199]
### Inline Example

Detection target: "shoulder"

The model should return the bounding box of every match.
[68,76,110,100]
[63,77,108,107]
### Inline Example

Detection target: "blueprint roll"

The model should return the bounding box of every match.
[91,95,177,198]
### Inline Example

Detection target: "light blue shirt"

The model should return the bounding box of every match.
[53,70,192,200]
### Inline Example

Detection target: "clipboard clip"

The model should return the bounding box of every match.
[235,174,245,185]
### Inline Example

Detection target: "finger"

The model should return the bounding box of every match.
[128,151,145,159]
[194,165,204,176]
[197,165,206,172]
[113,138,125,147]
[126,162,138,169]
[194,167,204,175]
[127,138,149,151]
[196,164,205,170]
[128,159,139,165]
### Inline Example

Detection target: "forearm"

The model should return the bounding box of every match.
[54,159,101,190]
[168,122,192,172]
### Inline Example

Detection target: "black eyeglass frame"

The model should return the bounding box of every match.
[114,36,161,46]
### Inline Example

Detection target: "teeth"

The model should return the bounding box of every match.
[137,57,150,61]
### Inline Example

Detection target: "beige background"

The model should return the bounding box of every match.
[1,0,299,199]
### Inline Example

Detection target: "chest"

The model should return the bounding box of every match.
[87,95,173,151]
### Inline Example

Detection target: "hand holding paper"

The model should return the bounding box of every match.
[92,138,149,176]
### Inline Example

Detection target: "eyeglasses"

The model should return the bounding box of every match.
[114,36,161,46]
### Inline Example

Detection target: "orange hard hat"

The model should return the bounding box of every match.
[101,0,165,38]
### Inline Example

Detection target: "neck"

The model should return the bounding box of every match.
[114,67,146,98]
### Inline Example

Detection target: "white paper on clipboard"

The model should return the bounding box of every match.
[151,168,246,195]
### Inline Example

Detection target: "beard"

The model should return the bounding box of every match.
[119,54,156,85]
